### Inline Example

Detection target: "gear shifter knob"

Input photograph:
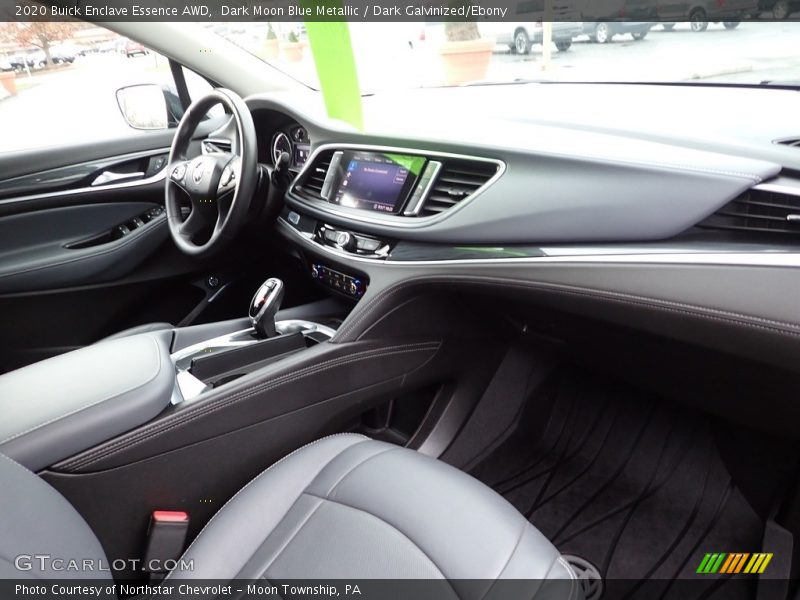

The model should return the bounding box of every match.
[249,278,284,338]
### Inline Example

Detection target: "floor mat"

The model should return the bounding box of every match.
[470,369,765,599]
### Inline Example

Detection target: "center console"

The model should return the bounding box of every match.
[0,331,175,471]
[172,318,336,403]
[282,144,502,302]
[171,277,339,403]
[0,278,345,471]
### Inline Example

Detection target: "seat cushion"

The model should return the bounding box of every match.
[0,453,110,579]
[169,434,578,598]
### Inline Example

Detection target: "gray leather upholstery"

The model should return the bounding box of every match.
[102,321,173,342]
[169,434,578,597]
[0,435,576,595]
[0,332,175,471]
[0,453,110,579]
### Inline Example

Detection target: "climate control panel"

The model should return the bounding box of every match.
[311,263,367,299]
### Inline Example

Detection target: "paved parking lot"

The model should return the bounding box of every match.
[1,21,799,153]
[486,21,800,83]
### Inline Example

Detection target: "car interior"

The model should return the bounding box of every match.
[1,17,800,600]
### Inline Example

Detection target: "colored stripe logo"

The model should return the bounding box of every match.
[697,553,773,574]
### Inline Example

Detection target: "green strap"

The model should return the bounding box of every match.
[302,4,363,131]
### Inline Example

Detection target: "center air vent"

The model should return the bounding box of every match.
[296,150,334,199]
[418,159,500,217]
[698,186,800,235]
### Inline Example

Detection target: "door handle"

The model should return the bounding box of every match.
[91,170,145,186]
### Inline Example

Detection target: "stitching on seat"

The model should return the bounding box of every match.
[315,446,400,498]
[255,496,326,578]
[301,491,455,589]
[243,442,394,577]
[64,342,439,470]
[477,523,543,600]
[163,433,369,581]
[0,337,162,447]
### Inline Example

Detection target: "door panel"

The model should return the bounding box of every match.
[0,117,222,204]
[0,201,168,294]
[0,120,229,372]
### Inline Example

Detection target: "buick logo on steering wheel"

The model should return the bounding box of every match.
[192,160,207,184]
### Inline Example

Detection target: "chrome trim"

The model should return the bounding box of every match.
[404,160,442,216]
[278,217,800,268]
[275,319,337,338]
[170,320,336,403]
[288,143,506,229]
[171,327,259,403]
[320,151,344,201]
[91,170,145,186]
[0,166,168,206]
[0,147,171,204]
[752,178,800,197]
[270,131,292,165]
[174,370,207,403]
[172,327,257,372]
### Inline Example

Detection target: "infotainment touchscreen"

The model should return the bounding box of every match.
[330,152,425,214]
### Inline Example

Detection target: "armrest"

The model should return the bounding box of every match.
[0,332,175,471]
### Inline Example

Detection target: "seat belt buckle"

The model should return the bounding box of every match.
[143,511,189,578]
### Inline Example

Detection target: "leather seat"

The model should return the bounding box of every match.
[101,322,173,342]
[0,435,578,597]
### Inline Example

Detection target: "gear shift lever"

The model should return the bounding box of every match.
[249,278,284,338]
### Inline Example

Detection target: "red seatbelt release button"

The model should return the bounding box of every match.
[143,510,190,574]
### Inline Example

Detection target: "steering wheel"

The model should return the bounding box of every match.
[165,89,258,256]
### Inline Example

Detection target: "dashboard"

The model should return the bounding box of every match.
[244,83,800,390]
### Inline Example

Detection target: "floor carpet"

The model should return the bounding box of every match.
[470,369,765,599]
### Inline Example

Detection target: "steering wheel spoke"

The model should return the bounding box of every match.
[178,208,208,240]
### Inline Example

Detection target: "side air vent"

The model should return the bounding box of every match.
[418,159,500,217]
[776,137,800,148]
[698,186,800,235]
[296,150,334,199]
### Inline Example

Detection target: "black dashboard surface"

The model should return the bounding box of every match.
[249,83,793,245]
[245,83,800,394]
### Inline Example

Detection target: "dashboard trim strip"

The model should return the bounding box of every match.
[278,217,800,269]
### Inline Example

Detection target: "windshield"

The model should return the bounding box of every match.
[213,21,800,91]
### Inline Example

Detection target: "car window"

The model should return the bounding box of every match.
[0,23,204,153]
[182,66,225,119]
[214,21,800,92]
